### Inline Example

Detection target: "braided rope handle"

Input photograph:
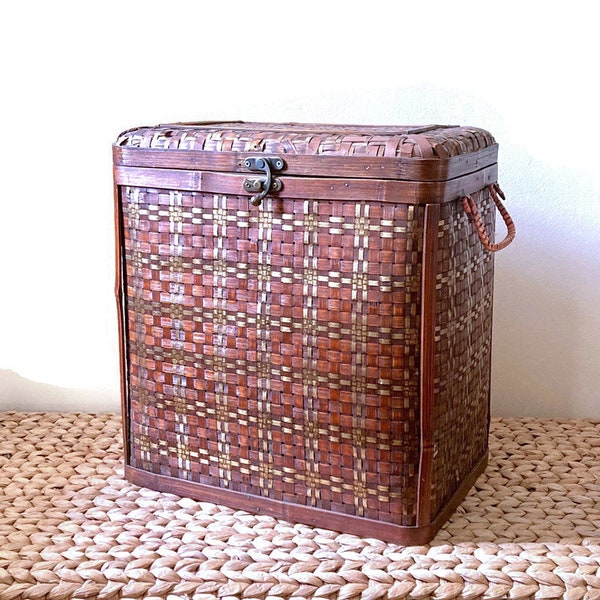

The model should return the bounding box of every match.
[462,183,516,252]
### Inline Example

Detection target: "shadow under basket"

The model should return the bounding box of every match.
[113,121,516,544]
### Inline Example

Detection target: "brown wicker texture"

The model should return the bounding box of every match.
[116,122,495,159]
[431,189,495,516]
[115,121,507,543]
[1,412,599,600]
[123,190,425,527]
[120,186,495,539]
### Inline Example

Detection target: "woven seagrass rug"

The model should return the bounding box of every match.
[1,412,599,600]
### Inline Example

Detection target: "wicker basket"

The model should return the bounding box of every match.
[113,122,515,544]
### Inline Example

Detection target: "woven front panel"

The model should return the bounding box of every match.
[431,189,495,515]
[122,188,425,526]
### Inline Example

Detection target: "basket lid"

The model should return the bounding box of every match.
[113,121,499,204]
[116,121,495,163]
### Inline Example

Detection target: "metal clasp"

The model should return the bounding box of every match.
[243,156,285,206]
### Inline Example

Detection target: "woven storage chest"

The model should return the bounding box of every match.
[113,122,515,544]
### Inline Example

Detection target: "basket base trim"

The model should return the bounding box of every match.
[124,451,488,545]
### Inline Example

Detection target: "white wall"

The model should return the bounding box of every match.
[1,1,598,417]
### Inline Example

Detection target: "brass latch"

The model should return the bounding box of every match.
[243,156,285,206]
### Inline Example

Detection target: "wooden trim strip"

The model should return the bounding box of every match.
[113,164,498,205]
[124,452,487,545]
[113,145,498,182]
[113,183,130,464]
[416,203,440,527]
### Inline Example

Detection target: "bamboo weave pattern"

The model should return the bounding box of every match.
[121,182,497,530]
[116,123,495,159]
[123,190,424,525]
[432,189,495,514]
[115,121,503,540]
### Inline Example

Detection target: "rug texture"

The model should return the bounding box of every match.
[0,412,599,600]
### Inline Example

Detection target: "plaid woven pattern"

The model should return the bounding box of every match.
[123,188,425,526]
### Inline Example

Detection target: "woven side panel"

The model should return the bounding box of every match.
[431,189,495,515]
[122,189,425,526]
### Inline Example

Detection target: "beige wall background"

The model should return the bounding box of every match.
[1,1,598,417]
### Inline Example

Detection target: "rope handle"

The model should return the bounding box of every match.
[462,183,516,252]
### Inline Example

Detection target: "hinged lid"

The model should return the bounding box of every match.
[113,121,498,204]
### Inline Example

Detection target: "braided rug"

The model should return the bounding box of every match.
[1,412,599,600]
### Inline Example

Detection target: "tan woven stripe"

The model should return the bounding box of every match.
[167,191,191,477]
[255,200,274,494]
[211,194,232,485]
[350,201,369,516]
[301,199,321,506]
